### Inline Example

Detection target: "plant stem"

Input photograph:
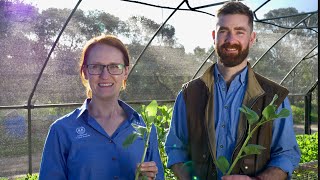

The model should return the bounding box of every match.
[226,122,262,175]
[135,128,151,180]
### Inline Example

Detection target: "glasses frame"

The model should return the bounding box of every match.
[84,64,126,75]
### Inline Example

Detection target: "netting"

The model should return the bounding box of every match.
[0,0,318,177]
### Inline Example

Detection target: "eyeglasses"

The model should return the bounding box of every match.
[85,64,125,75]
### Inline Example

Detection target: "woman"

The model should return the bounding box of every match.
[39,35,164,180]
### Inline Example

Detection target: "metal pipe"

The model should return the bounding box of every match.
[127,0,186,77]
[252,13,314,68]
[26,0,83,174]
[280,45,318,85]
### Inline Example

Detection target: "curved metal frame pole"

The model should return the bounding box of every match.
[280,45,318,85]
[26,0,83,174]
[252,13,314,68]
[191,49,215,79]
[253,0,271,21]
[127,0,186,77]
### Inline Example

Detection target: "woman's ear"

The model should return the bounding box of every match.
[83,68,89,80]
[124,66,129,80]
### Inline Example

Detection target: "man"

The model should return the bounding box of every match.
[165,2,301,180]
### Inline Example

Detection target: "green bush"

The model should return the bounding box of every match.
[291,105,318,123]
[21,174,38,180]
[8,104,319,180]
[296,133,318,163]
[291,105,304,123]
[137,103,176,179]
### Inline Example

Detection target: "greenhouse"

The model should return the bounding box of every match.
[0,0,318,179]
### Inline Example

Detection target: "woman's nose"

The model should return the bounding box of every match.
[99,66,110,78]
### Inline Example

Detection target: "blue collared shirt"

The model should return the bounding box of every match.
[39,99,164,180]
[165,66,301,179]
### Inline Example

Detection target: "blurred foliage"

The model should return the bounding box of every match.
[296,133,318,163]
[292,133,318,179]
[0,0,317,105]
[0,0,318,179]
[291,105,318,123]
[137,103,176,179]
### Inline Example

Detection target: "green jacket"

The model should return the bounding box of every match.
[182,63,288,179]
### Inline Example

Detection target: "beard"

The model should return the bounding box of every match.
[216,42,249,67]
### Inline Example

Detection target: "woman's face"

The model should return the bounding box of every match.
[84,43,129,101]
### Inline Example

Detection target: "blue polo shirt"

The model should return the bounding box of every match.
[39,99,164,180]
[165,65,301,179]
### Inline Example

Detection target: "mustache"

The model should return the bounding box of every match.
[221,43,241,50]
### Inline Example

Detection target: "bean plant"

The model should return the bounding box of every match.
[123,100,158,180]
[215,95,290,175]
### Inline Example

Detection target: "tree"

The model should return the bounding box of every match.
[125,15,177,46]
[253,7,318,93]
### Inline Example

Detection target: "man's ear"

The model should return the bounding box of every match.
[212,30,216,42]
[249,31,257,47]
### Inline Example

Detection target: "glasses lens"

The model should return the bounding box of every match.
[87,64,103,75]
[108,64,124,75]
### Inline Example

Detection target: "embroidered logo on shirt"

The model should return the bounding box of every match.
[76,126,90,139]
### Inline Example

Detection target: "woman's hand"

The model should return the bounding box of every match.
[137,161,158,180]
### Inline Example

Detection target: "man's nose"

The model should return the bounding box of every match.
[225,32,237,43]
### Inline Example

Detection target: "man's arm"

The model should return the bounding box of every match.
[254,167,287,180]
[267,97,301,178]
[165,92,191,179]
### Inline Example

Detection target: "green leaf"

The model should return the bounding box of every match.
[145,100,158,123]
[239,105,259,125]
[122,132,139,148]
[243,144,266,155]
[132,124,147,137]
[276,108,290,118]
[215,156,230,175]
[141,175,148,180]
[262,105,277,120]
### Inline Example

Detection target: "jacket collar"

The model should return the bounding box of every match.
[199,62,264,98]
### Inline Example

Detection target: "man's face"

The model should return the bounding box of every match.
[214,14,256,67]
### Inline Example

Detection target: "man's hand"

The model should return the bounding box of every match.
[137,161,158,180]
[222,167,287,180]
[171,163,191,180]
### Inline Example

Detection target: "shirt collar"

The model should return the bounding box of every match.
[213,64,248,85]
[76,98,140,123]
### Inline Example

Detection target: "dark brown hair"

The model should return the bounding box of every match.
[79,35,130,98]
[217,1,254,31]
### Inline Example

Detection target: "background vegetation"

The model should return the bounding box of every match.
[0,0,317,179]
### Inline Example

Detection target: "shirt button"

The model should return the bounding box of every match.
[222,124,225,128]
[222,87,226,91]
[224,105,228,109]
[114,176,119,179]
[220,145,223,148]
[112,157,116,160]
[108,139,113,143]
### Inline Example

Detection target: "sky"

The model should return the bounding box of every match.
[24,0,318,53]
